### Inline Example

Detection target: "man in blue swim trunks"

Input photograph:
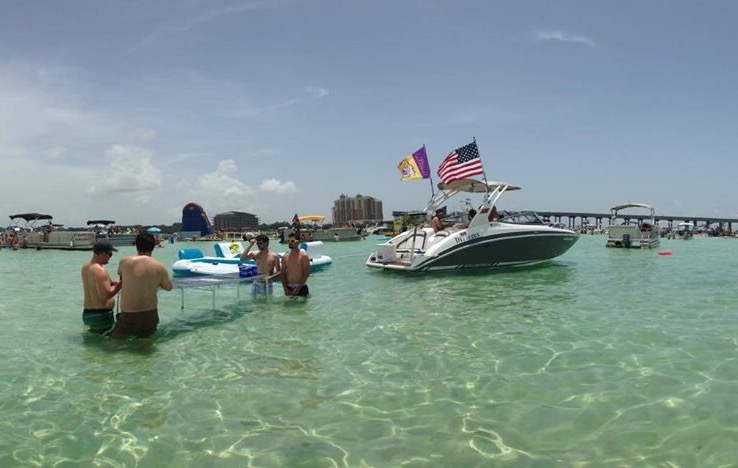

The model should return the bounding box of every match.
[240,234,281,295]
[81,241,121,334]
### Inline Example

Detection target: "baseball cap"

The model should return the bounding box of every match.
[93,241,118,254]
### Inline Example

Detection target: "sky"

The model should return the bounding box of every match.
[2,0,738,228]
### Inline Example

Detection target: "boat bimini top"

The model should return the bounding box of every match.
[426,178,521,219]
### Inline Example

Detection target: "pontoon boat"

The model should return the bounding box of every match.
[605,203,661,249]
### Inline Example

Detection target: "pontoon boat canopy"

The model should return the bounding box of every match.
[9,213,53,222]
[87,219,116,225]
[610,203,654,212]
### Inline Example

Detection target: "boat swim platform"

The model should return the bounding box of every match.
[173,275,255,310]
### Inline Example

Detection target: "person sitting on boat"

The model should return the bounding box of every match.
[81,241,121,334]
[488,205,500,221]
[477,205,500,222]
[431,210,450,233]
[240,233,281,295]
[458,209,477,229]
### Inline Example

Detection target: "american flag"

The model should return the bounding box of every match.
[437,141,484,184]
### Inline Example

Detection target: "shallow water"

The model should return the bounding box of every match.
[1,235,738,466]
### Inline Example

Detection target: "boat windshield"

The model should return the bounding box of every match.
[498,211,547,225]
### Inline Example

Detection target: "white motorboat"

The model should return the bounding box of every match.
[173,241,332,278]
[675,222,694,239]
[605,203,661,249]
[365,178,579,272]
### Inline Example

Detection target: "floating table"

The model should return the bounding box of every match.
[173,274,254,310]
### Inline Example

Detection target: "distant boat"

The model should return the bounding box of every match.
[87,220,136,246]
[675,222,694,240]
[279,215,366,243]
[8,213,94,251]
[605,203,661,249]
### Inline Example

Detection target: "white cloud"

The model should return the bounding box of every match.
[88,145,163,198]
[223,85,330,119]
[41,146,67,161]
[131,1,282,52]
[259,178,297,194]
[130,128,157,141]
[535,30,596,48]
[186,159,255,214]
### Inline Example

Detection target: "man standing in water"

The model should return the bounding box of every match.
[281,234,310,297]
[110,232,172,338]
[81,241,122,334]
[240,233,281,295]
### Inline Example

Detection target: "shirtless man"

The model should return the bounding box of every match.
[281,234,310,297]
[110,232,172,338]
[81,241,122,334]
[431,210,449,232]
[240,233,281,295]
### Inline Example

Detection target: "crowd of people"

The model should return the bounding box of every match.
[80,231,311,338]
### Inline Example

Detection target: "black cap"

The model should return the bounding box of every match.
[93,241,118,254]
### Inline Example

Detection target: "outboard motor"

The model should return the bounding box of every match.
[622,233,631,248]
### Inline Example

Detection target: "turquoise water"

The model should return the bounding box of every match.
[1,235,738,466]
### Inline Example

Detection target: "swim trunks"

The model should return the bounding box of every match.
[82,309,115,334]
[109,309,159,338]
[286,283,309,297]
[252,280,273,295]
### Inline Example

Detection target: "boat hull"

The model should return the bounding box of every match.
[366,226,578,272]
[25,231,96,251]
[605,225,660,249]
[95,234,137,246]
[282,227,364,243]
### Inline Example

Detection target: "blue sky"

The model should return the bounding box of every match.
[2,0,737,227]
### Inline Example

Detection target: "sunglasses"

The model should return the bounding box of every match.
[287,239,299,244]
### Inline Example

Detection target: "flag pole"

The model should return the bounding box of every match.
[474,136,491,192]
[425,144,435,197]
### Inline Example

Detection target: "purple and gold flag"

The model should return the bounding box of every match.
[397,146,431,181]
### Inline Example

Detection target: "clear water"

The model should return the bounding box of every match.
[1,235,737,466]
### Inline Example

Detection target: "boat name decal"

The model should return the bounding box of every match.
[455,232,480,244]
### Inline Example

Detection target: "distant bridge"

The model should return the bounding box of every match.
[538,211,738,230]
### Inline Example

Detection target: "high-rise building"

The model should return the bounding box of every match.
[213,211,259,232]
[332,194,383,224]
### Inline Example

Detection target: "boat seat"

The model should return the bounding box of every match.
[214,242,245,258]
[178,248,204,260]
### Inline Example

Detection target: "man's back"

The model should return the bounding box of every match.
[119,255,172,312]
